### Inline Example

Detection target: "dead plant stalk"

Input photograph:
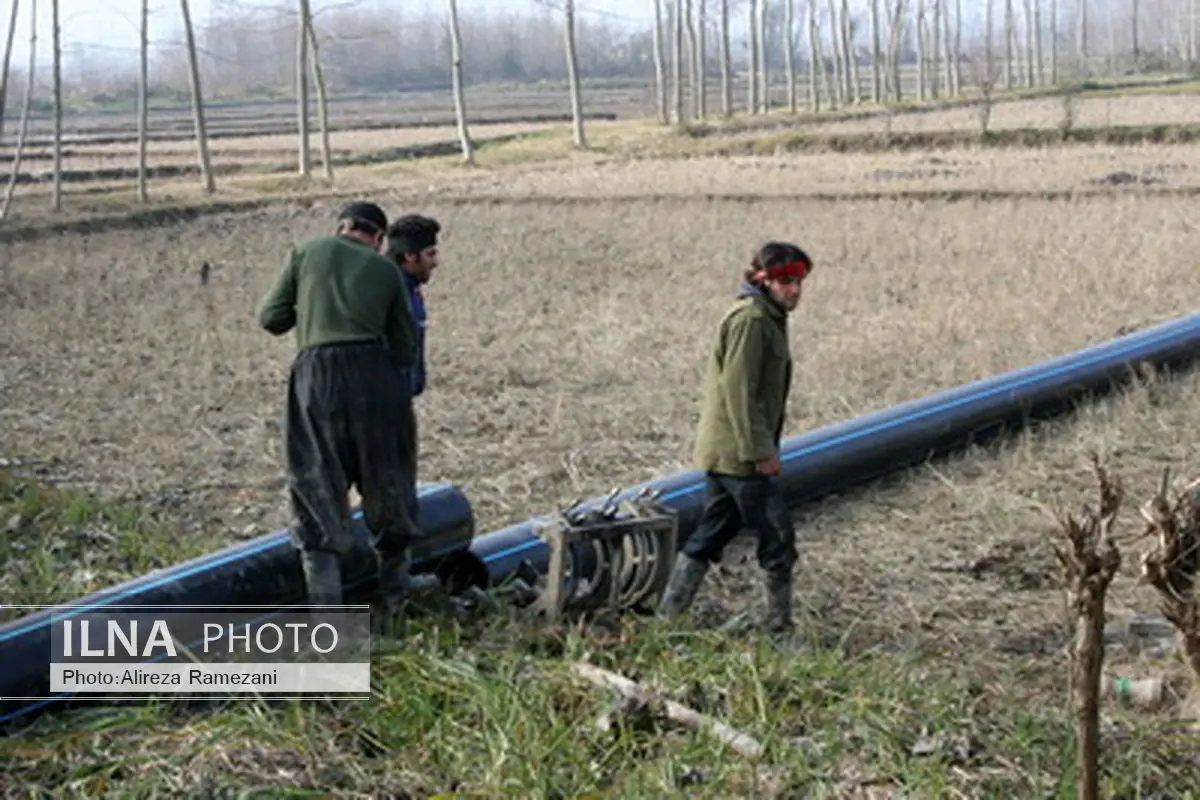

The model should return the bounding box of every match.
[1052,454,1122,800]
[1138,468,1200,682]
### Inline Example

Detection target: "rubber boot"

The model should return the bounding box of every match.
[656,553,709,618]
[763,571,795,634]
[379,548,441,601]
[301,550,344,607]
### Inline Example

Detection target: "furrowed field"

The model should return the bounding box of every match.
[3,83,1200,796]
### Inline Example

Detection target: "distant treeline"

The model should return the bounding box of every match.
[13,3,937,107]
[2,0,1194,113]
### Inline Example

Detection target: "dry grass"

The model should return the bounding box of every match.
[14,84,649,145]
[760,368,1200,708]
[425,142,1200,198]
[798,92,1200,135]
[2,190,1196,569]
[5,91,1200,792]
[14,120,564,173]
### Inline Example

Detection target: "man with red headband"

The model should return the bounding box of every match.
[658,242,813,635]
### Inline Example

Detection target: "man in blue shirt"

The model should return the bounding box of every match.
[386,214,441,398]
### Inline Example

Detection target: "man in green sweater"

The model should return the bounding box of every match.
[257,201,436,607]
[658,242,814,634]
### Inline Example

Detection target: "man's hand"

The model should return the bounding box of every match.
[754,454,781,477]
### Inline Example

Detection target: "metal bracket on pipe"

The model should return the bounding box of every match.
[525,488,678,624]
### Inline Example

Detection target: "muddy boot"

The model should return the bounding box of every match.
[763,571,795,635]
[301,550,344,607]
[379,548,441,602]
[656,553,709,618]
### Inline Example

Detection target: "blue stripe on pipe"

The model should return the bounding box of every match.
[477,313,1200,565]
[0,483,452,646]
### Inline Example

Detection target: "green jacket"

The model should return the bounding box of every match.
[257,234,417,364]
[692,285,793,476]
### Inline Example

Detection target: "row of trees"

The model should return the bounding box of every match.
[3,1,1197,109]
[648,0,1197,124]
[0,0,1197,219]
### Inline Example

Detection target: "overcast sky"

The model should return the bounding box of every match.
[3,0,657,68]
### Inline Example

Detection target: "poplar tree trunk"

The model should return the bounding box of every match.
[446,0,474,164]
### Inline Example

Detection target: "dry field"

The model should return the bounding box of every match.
[433,141,1200,198]
[797,91,1200,135]
[11,84,651,146]
[18,130,1196,221]
[5,94,1200,791]
[10,120,562,176]
[2,183,1197,598]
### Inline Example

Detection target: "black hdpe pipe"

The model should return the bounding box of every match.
[6,312,1200,727]
[454,311,1200,592]
[0,482,474,727]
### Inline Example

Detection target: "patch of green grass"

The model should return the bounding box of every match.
[4,604,1200,793]
[0,466,212,615]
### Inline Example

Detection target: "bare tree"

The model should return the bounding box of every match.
[1189,0,1197,66]
[887,0,906,102]
[180,0,215,193]
[870,0,883,102]
[1106,2,1117,73]
[828,0,844,104]
[51,0,62,211]
[0,0,17,144]
[758,0,769,111]
[720,0,732,117]
[674,0,685,121]
[1077,0,1088,72]
[1024,0,1036,85]
[137,0,149,202]
[785,0,797,112]
[1004,0,1015,89]
[563,0,586,147]
[653,0,669,123]
[1050,0,1059,83]
[916,0,927,101]
[985,0,995,91]
[840,0,857,103]
[1033,0,1044,86]
[296,0,311,177]
[446,0,474,164]
[954,0,963,92]
[306,14,333,180]
[1131,0,1141,69]
[686,0,699,118]
[748,0,760,112]
[696,0,707,119]
[808,0,823,110]
[931,0,941,96]
[942,0,956,94]
[0,0,36,222]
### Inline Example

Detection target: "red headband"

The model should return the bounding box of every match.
[758,259,811,282]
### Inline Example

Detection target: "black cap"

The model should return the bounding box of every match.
[337,201,388,235]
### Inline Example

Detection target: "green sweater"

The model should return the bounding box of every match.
[257,234,416,364]
[692,289,793,477]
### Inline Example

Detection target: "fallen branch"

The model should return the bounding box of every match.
[1138,467,1200,682]
[571,662,765,760]
[1051,453,1123,800]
